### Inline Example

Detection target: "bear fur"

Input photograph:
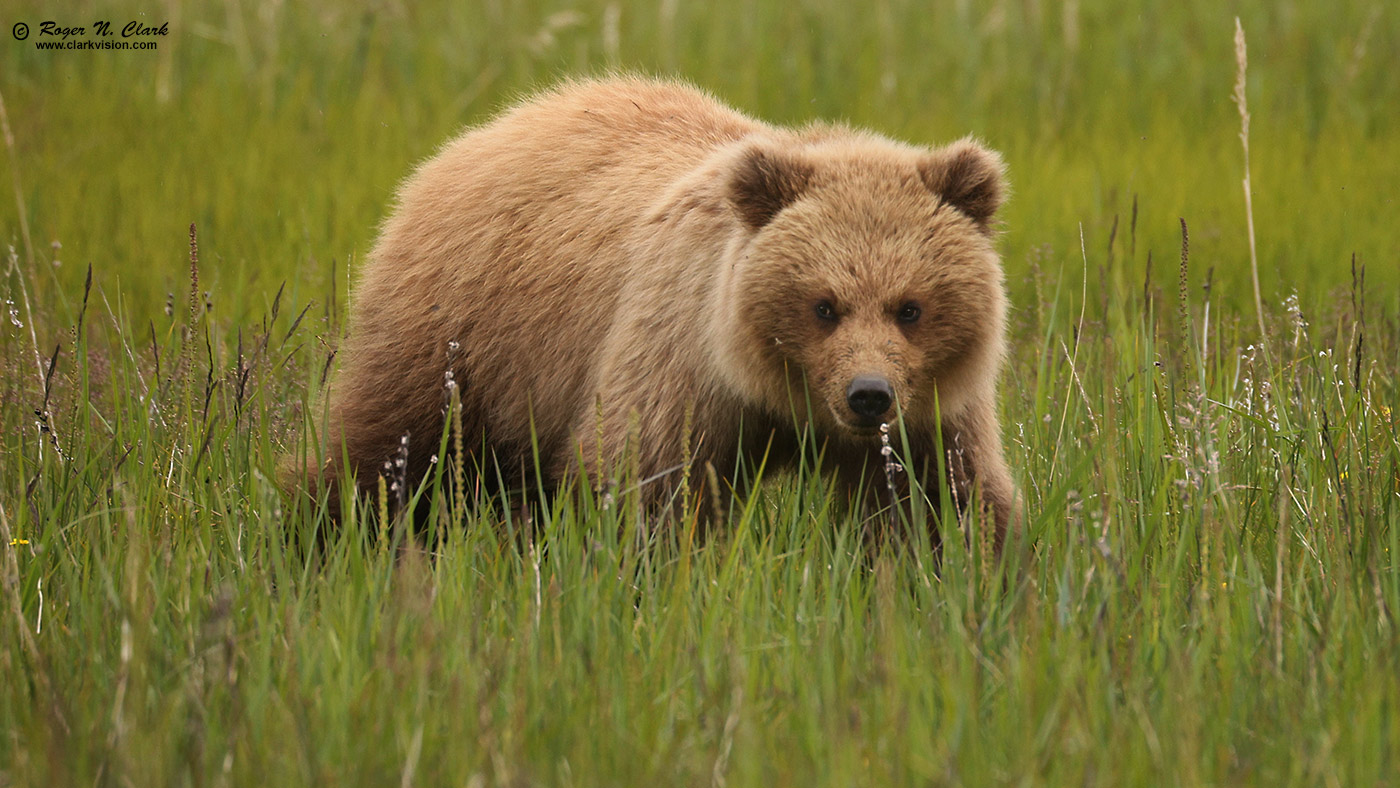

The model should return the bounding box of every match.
[310,76,1016,544]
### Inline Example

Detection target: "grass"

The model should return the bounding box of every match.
[3,0,1399,784]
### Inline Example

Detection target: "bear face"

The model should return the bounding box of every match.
[714,138,1008,443]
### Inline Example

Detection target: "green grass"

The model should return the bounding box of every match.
[3,0,1399,784]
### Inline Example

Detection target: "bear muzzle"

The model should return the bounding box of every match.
[845,375,894,428]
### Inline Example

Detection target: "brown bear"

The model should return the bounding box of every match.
[309,76,1016,544]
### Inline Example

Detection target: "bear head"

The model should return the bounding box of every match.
[712,134,1009,440]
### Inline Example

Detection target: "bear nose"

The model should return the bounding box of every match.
[846,376,893,422]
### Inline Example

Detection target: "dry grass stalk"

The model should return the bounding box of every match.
[1233,18,1267,342]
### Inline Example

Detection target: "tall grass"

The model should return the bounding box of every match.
[3,0,1399,784]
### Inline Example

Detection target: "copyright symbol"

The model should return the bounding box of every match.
[12,23,28,40]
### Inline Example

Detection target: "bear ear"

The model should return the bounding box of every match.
[918,139,1007,230]
[728,144,815,230]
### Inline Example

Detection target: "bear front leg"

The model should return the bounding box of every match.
[560,378,739,528]
[934,398,1017,550]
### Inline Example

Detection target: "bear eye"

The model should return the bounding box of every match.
[897,302,922,324]
[814,300,838,322]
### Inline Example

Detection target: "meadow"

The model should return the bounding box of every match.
[2,0,1398,784]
